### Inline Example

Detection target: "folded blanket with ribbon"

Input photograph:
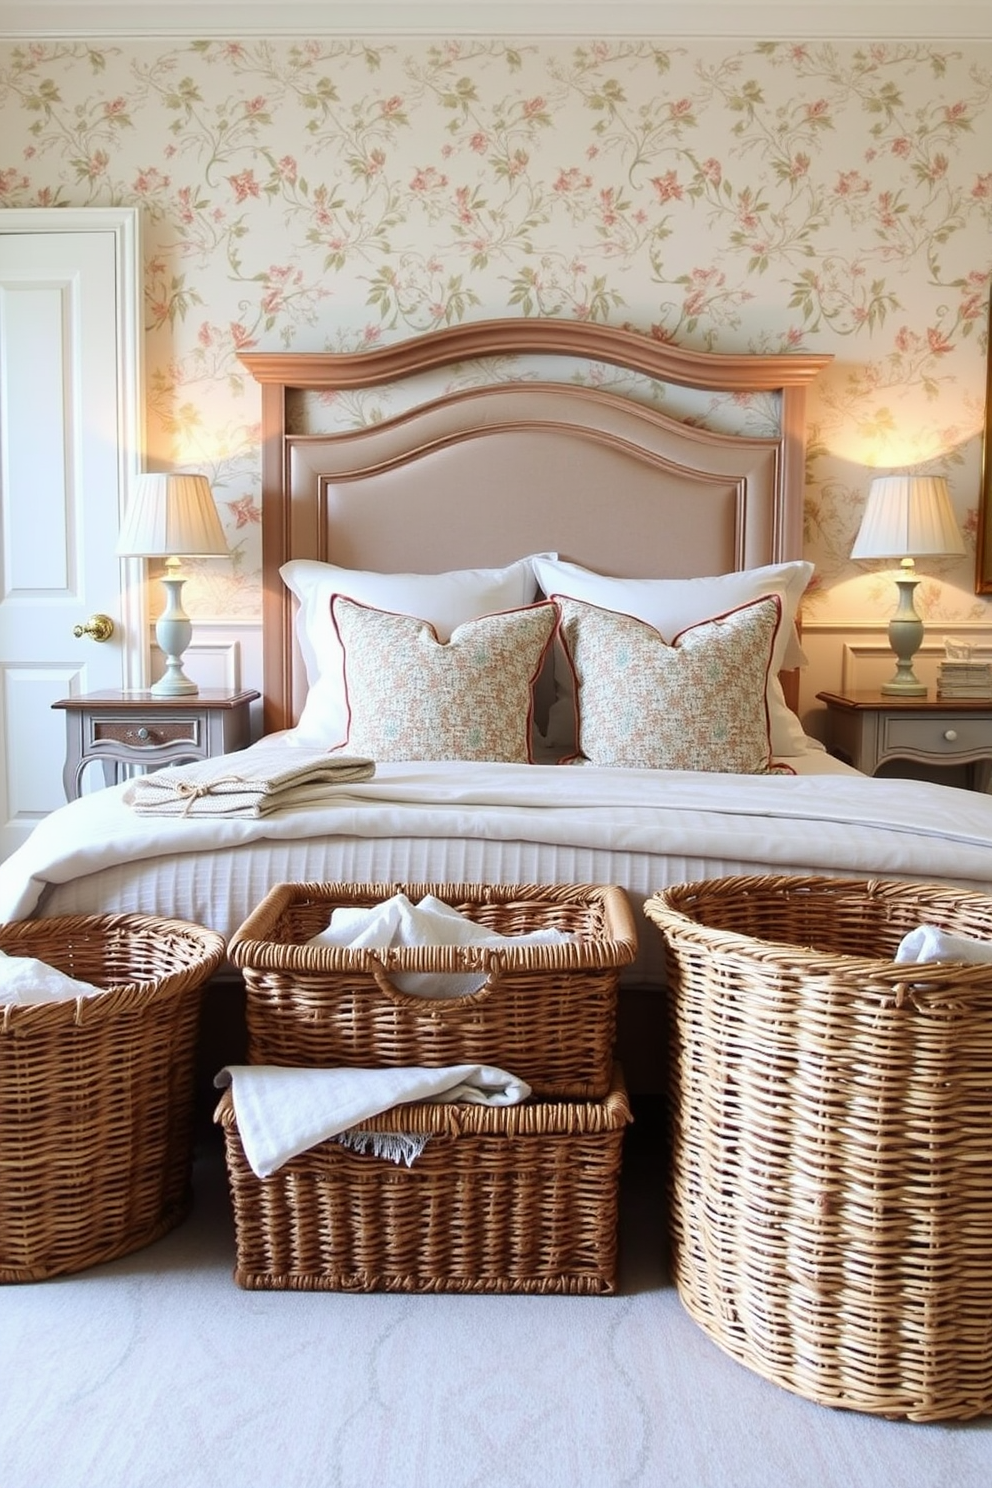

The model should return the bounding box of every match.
[215,1062,532,1177]
[895,924,992,965]
[308,891,574,997]
[0,949,102,1006]
[123,745,375,818]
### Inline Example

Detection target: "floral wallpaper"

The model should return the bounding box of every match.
[1,33,991,629]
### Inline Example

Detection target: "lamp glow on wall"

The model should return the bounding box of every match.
[851,473,966,696]
[116,473,228,696]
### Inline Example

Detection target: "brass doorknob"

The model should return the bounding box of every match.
[72,614,115,643]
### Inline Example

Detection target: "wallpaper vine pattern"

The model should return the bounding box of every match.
[1,35,991,625]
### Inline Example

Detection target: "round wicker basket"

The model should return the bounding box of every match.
[0,912,225,1282]
[644,873,992,1422]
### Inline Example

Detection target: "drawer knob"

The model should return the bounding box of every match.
[943,728,958,742]
[135,727,150,742]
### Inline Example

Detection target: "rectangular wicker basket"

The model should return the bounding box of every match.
[217,1062,631,1294]
[228,881,638,1098]
[643,873,992,1423]
[0,912,225,1282]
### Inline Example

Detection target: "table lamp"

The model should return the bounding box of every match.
[116,472,228,696]
[851,473,965,696]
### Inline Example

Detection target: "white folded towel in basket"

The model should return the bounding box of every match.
[0,949,102,1006]
[894,924,992,965]
[308,891,574,998]
[215,1062,532,1178]
[123,745,375,818]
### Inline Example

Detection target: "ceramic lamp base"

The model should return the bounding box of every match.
[152,574,198,696]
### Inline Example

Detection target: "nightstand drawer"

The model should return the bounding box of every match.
[881,714,989,759]
[90,717,201,750]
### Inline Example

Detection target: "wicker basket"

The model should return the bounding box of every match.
[643,874,992,1422]
[0,912,226,1282]
[217,1062,632,1294]
[228,881,637,1098]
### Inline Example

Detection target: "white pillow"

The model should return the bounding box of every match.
[281,555,550,747]
[533,556,813,757]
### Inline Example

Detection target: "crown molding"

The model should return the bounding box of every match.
[0,4,990,42]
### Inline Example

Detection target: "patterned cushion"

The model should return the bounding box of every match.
[555,592,782,772]
[332,596,558,762]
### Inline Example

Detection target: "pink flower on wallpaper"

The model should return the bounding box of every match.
[972,173,992,198]
[84,151,110,182]
[277,156,297,182]
[226,495,260,528]
[228,170,261,203]
[651,171,683,203]
[244,96,268,117]
[229,323,255,350]
[380,96,404,116]
[523,97,546,118]
[835,171,869,197]
[103,97,128,117]
[805,100,830,121]
[469,133,488,154]
[360,149,386,179]
[410,166,447,192]
[554,167,592,194]
[700,158,722,185]
[926,327,953,356]
[134,168,170,196]
[0,168,29,198]
[927,154,949,182]
[198,324,214,347]
[669,98,693,119]
[891,138,912,158]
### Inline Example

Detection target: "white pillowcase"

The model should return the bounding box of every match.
[532,555,813,757]
[281,555,550,747]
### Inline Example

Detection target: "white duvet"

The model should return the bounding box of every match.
[2,741,992,936]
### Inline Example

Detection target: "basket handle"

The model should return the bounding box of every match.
[364,948,506,1005]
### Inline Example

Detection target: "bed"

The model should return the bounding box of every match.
[4,316,992,1094]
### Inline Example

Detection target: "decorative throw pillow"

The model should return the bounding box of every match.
[533,556,813,757]
[281,554,552,747]
[555,592,782,772]
[332,596,559,762]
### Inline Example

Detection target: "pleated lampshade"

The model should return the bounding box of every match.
[851,475,966,561]
[116,473,228,559]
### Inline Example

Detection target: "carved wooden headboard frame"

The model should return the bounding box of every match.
[241,319,831,736]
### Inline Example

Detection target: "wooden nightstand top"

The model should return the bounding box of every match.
[53,689,260,712]
[816,690,992,714]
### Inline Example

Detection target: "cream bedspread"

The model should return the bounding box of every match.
[2,743,991,926]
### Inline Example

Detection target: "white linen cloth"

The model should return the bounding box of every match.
[215,1062,532,1178]
[122,744,374,818]
[895,924,992,964]
[310,891,574,997]
[0,949,102,1006]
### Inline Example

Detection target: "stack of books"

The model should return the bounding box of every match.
[936,659,992,698]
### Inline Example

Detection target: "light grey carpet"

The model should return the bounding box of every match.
[1,1118,989,1488]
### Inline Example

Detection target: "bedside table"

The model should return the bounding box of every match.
[816,690,992,792]
[52,689,260,801]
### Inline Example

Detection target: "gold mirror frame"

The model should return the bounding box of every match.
[978,293,992,593]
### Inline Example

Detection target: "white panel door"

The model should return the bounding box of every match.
[0,208,142,859]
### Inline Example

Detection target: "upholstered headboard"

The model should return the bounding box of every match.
[240,318,830,735]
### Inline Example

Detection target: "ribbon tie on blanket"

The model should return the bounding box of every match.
[123,745,376,818]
